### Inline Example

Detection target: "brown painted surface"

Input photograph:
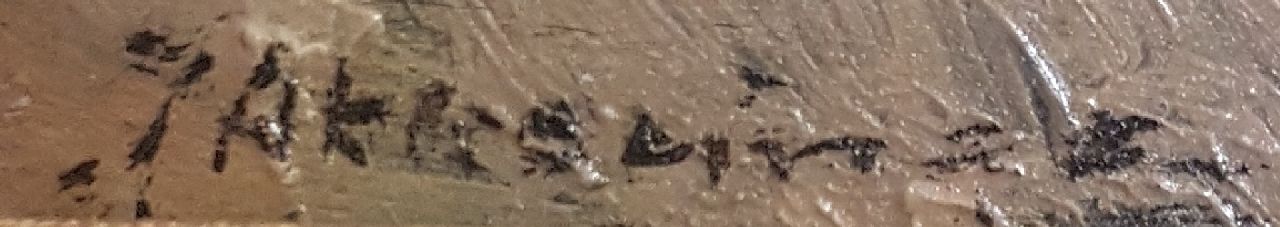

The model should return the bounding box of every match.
[2,0,1280,226]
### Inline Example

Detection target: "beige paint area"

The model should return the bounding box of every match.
[2,0,1280,226]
